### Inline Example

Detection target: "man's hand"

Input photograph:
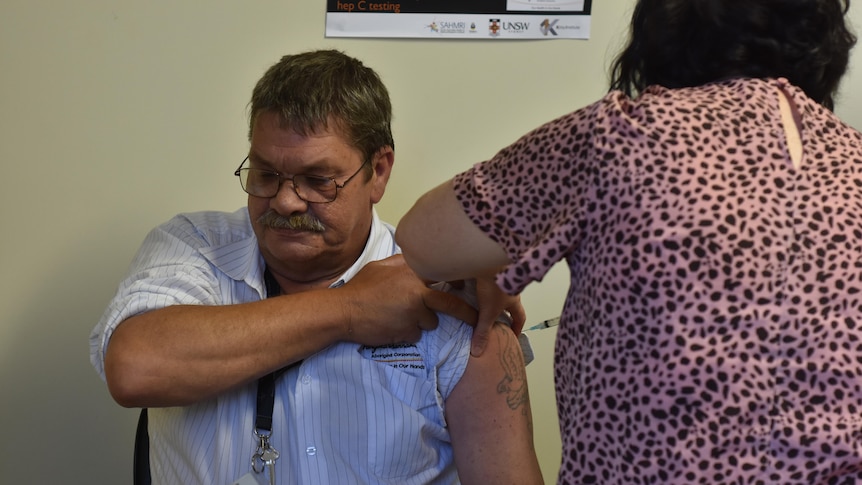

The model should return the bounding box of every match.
[336,254,479,346]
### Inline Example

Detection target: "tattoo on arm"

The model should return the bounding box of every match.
[494,324,530,413]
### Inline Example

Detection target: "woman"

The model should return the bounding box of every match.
[396,0,861,483]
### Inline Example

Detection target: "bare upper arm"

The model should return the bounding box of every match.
[445,322,543,485]
[397,180,510,282]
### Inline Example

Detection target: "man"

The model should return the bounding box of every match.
[90,50,542,484]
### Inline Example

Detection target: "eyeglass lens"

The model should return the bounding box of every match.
[239,169,337,202]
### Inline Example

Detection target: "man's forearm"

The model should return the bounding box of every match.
[104,290,349,408]
[103,254,478,408]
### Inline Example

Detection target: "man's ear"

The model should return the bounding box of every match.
[370,146,394,203]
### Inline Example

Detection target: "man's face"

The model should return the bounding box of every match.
[247,111,392,286]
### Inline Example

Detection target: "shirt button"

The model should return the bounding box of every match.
[306,446,317,456]
[301,375,311,384]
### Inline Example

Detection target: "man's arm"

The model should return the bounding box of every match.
[105,255,478,408]
[445,322,544,485]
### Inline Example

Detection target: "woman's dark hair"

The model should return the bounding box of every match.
[609,0,857,109]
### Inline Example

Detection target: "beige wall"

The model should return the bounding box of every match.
[1,1,860,483]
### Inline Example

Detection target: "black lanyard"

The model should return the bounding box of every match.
[256,269,299,434]
[255,372,279,434]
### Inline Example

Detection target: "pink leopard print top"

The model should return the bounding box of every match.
[455,78,862,484]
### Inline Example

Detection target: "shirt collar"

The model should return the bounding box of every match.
[197,212,266,298]
[330,209,398,288]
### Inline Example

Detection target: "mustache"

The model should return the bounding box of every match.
[257,210,325,233]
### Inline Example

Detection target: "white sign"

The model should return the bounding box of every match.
[325,0,591,40]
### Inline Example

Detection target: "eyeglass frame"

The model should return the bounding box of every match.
[234,156,371,203]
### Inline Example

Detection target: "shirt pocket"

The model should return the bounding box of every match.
[358,356,452,480]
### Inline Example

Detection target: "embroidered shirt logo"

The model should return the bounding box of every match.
[361,343,426,374]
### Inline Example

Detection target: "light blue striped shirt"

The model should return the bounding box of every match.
[90,208,471,484]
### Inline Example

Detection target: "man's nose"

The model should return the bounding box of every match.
[270,178,308,210]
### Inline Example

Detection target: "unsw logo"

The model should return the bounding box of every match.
[489,19,532,36]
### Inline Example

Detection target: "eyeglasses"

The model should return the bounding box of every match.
[234,157,370,203]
